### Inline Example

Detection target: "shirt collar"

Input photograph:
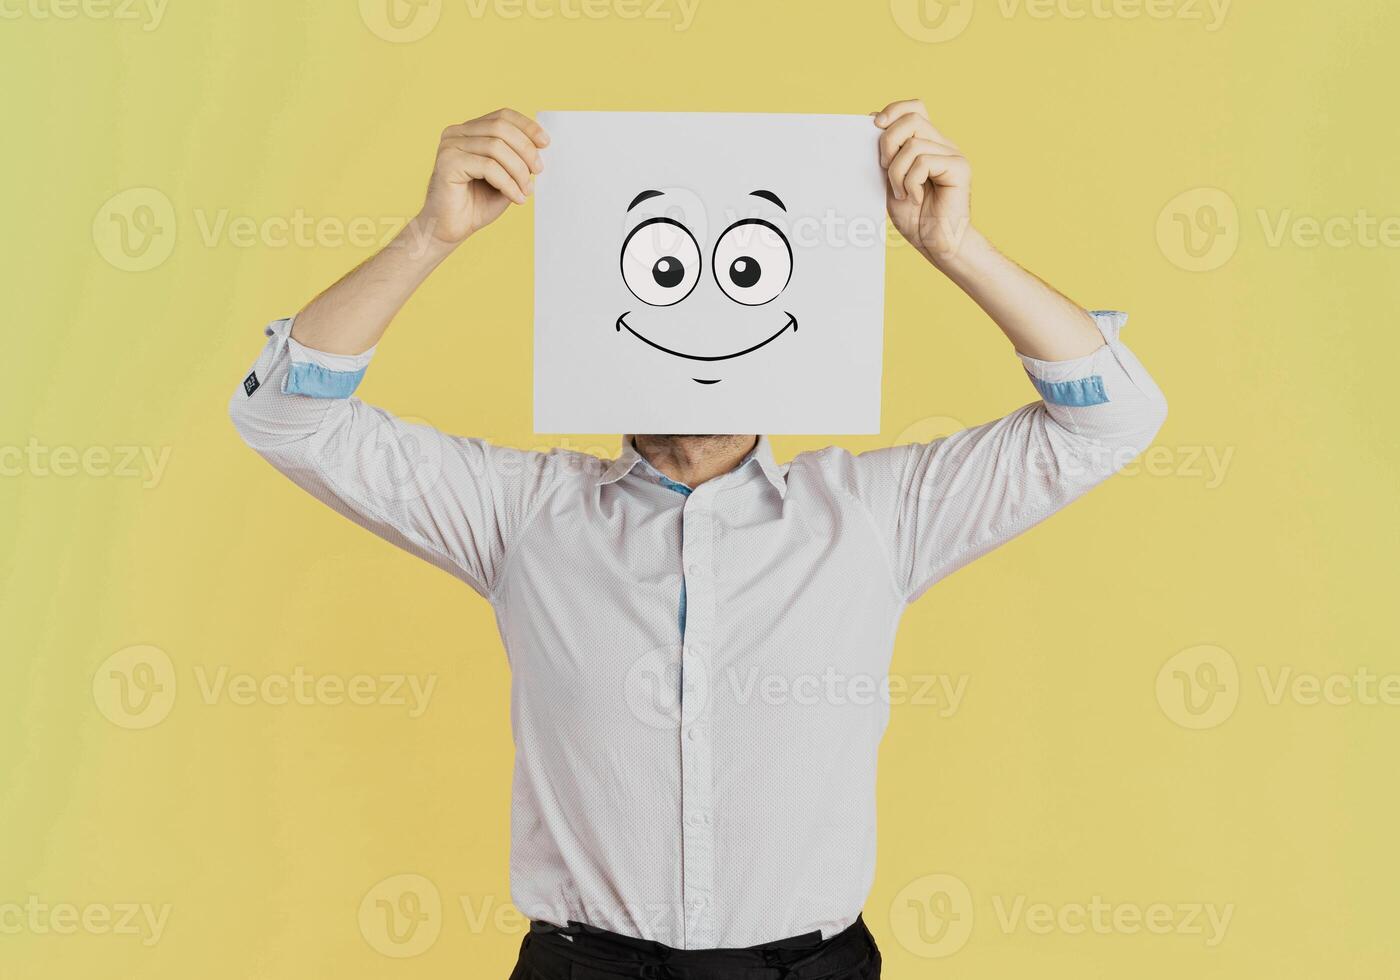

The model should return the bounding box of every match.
[595,436,787,499]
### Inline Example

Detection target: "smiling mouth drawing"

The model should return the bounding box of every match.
[614,311,798,381]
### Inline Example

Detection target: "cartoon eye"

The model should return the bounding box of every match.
[711,218,793,306]
[620,217,702,307]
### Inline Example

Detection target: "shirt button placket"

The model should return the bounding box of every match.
[678,490,716,948]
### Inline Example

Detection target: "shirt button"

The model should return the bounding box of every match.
[687,725,706,741]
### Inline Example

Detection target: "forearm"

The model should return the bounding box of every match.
[291,215,455,356]
[930,229,1105,362]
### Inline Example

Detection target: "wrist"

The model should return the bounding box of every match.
[922,225,991,278]
[401,212,465,266]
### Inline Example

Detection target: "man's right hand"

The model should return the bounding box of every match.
[420,108,551,246]
[289,109,549,355]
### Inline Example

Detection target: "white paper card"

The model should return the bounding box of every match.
[533,112,886,434]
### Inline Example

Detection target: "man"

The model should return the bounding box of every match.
[230,100,1166,979]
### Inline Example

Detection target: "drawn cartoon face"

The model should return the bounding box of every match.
[616,188,796,384]
[533,111,885,435]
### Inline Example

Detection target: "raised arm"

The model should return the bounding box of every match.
[846,98,1169,601]
[228,109,561,599]
[876,97,1104,361]
[293,107,549,354]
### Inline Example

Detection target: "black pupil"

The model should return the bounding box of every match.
[729,257,761,288]
[652,257,684,288]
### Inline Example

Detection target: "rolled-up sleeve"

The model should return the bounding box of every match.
[228,317,562,599]
[848,310,1168,602]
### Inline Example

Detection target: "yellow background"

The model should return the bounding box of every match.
[3,0,1398,976]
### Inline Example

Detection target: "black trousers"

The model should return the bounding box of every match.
[508,916,880,979]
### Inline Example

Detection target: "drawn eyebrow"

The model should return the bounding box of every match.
[627,189,666,211]
[749,189,786,211]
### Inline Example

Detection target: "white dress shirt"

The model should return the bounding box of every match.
[229,311,1166,949]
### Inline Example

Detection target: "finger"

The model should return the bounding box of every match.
[487,107,551,148]
[471,156,529,205]
[903,154,971,205]
[878,113,948,166]
[873,105,957,152]
[446,136,534,196]
[887,139,956,198]
[439,149,527,204]
[873,99,928,127]
[445,118,544,173]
